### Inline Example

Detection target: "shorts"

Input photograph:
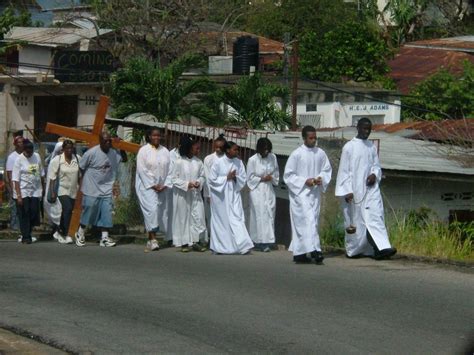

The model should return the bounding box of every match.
[80,195,113,228]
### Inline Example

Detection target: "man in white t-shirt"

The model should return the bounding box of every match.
[12,139,44,244]
[5,135,34,241]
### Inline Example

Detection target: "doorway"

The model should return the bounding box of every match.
[34,95,78,141]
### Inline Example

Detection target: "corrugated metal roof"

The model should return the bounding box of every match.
[388,46,474,93]
[4,26,112,47]
[405,36,474,52]
[106,118,473,175]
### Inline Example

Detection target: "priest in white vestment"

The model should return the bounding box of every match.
[284,126,332,264]
[208,141,254,255]
[135,128,171,251]
[335,117,397,260]
[203,135,226,241]
[247,137,279,252]
[170,137,207,252]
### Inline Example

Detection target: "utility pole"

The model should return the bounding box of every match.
[291,40,299,131]
[282,32,290,114]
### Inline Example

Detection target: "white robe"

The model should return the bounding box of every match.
[170,156,207,246]
[283,145,332,255]
[208,156,254,254]
[335,138,392,257]
[247,153,279,244]
[135,144,172,237]
[203,152,222,236]
[44,162,62,226]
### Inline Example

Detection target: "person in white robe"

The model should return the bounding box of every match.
[284,126,332,264]
[335,117,397,260]
[203,135,226,242]
[170,137,207,252]
[135,128,171,251]
[208,141,254,255]
[247,137,279,252]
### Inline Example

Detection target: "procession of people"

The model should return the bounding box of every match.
[5,118,396,263]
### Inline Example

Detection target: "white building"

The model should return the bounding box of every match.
[0,26,112,156]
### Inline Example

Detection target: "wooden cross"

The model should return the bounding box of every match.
[45,95,140,237]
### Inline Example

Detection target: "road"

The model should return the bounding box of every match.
[0,240,472,354]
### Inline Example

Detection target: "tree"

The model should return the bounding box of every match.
[299,21,392,83]
[243,0,357,41]
[110,55,217,123]
[0,5,32,55]
[403,61,474,120]
[213,74,290,129]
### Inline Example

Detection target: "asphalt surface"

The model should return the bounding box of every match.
[0,240,473,354]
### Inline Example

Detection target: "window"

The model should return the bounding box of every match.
[16,96,28,107]
[85,96,97,106]
[306,103,317,112]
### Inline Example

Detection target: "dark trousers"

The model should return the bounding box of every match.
[58,195,75,235]
[16,197,40,241]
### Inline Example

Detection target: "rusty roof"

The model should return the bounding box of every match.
[373,118,474,144]
[405,36,474,52]
[388,46,474,93]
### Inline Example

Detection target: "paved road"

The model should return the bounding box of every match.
[0,240,472,354]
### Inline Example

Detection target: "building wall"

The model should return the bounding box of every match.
[0,92,7,157]
[19,46,52,74]
[297,100,401,128]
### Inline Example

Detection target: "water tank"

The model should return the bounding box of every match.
[232,36,259,75]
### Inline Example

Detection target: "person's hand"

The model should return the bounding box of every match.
[366,174,376,186]
[193,181,200,188]
[17,197,23,206]
[345,193,354,203]
[261,175,272,182]
[51,191,57,201]
[152,184,161,192]
[188,182,195,189]
[227,170,236,181]
[314,177,322,186]
[156,184,167,193]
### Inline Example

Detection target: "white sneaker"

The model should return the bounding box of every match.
[17,235,22,243]
[64,236,74,244]
[147,239,160,251]
[31,236,37,243]
[53,231,65,243]
[100,238,116,247]
[75,232,85,247]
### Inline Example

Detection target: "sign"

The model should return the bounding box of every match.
[346,103,390,112]
[53,51,115,82]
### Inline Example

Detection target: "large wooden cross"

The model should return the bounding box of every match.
[45,95,140,237]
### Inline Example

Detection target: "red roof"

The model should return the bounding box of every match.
[406,37,474,52]
[388,46,474,93]
[373,118,474,144]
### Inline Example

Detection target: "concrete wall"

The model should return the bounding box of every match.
[19,46,52,74]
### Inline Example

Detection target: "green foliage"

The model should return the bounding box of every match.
[403,61,474,120]
[300,21,392,83]
[388,210,473,262]
[244,0,357,41]
[110,55,217,123]
[320,212,345,248]
[0,5,32,55]
[212,74,290,129]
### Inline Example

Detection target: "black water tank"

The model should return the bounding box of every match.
[233,36,259,75]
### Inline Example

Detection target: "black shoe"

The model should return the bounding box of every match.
[293,254,312,264]
[374,248,397,260]
[311,251,324,264]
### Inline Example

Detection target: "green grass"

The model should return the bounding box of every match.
[388,213,473,263]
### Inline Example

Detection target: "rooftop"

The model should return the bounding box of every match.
[3,26,112,48]
[405,36,474,53]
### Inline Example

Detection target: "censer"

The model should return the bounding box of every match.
[346,201,357,234]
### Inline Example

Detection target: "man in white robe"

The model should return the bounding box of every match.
[247,138,279,252]
[284,126,332,264]
[170,139,207,251]
[203,136,226,242]
[335,117,397,260]
[135,128,171,250]
[208,142,254,254]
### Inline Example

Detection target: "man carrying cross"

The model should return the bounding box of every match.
[75,131,128,247]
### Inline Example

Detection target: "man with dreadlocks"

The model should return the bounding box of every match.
[335,117,397,260]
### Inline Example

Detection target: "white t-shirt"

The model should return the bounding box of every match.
[6,151,21,172]
[48,153,81,198]
[12,153,44,199]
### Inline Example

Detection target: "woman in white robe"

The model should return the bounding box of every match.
[247,138,279,252]
[284,126,332,264]
[335,117,397,260]
[208,141,254,255]
[170,137,207,252]
[135,128,170,251]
